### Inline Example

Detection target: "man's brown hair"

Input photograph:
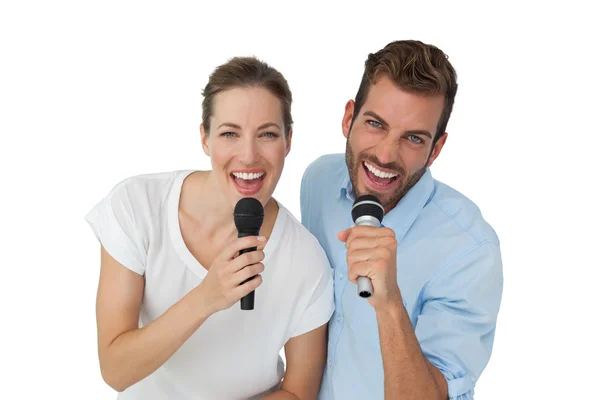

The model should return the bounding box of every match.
[201,56,293,137]
[353,40,458,143]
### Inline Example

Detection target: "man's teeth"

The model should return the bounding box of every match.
[364,162,398,179]
[232,172,265,180]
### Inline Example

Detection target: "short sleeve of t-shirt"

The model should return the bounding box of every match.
[84,179,147,275]
[290,246,334,338]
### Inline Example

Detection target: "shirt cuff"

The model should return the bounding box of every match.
[446,373,476,399]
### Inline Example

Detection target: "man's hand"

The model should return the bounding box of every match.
[338,225,402,310]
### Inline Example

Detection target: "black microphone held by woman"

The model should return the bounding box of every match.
[233,197,265,310]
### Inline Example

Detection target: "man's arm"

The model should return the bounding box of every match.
[262,324,328,400]
[340,226,445,399]
[376,298,447,399]
[340,226,502,400]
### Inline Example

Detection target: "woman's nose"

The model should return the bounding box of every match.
[239,137,259,165]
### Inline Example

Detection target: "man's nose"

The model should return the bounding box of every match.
[374,136,399,166]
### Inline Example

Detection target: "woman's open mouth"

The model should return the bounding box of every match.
[231,171,266,195]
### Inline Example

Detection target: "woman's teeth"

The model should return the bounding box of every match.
[232,172,264,180]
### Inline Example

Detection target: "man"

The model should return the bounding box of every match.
[300,40,503,399]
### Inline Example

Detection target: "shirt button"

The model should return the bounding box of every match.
[328,359,333,368]
[338,273,343,280]
[337,315,341,323]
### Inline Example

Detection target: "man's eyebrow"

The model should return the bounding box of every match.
[363,111,433,139]
[363,111,389,129]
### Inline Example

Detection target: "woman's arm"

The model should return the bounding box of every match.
[96,246,210,391]
[262,324,328,400]
[96,235,266,392]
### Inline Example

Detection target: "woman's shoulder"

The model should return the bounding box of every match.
[86,170,194,228]
[275,203,331,269]
[100,170,194,208]
[109,170,192,197]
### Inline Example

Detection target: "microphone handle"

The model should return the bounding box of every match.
[354,216,380,298]
[357,276,373,298]
[238,231,260,310]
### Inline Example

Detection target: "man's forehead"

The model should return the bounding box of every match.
[362,80,444,125]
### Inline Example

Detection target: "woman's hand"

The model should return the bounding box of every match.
[196,235,266,315]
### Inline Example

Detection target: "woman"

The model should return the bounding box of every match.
[85,56,334,399]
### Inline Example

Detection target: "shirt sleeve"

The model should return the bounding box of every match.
[84,180,147,275]
[415,241,503,399]
[290,248,335,338]
[300,159,313,230]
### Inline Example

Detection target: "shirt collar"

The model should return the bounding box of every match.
[339,165,354,201]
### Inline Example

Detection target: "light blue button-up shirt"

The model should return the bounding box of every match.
[300,154,503,400]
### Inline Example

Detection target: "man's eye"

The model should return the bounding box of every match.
[408,135,423,143]
[367,120,382,128]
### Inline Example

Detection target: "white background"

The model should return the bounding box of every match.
[1,0,598,398]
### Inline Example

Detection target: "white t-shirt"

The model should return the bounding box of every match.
[85,170,334,400]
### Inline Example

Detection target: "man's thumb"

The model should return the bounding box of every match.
[337,228,351,242]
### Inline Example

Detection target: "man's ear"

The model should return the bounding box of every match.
[427,132,448,167]
[342,100,355,139]
[285,129,293,157]
[200,124,210,156]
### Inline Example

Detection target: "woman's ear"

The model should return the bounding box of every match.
[285,129,293,157]
[201,124,210,156]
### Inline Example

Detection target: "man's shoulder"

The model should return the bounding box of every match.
[427,179,500,245]
[300,154,347,227]
[302,153,346,185]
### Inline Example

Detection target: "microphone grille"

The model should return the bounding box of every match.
[352,194,384,223]
[234,197,264,232]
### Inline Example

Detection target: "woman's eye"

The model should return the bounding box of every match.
[368,120,382,128]
[220,132,236,137]
[262,132,279,138]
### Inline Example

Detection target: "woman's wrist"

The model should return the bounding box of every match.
[183,286,214,325]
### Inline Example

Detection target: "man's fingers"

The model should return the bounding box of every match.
[347,260,372,284]
[346,248,376,265]
[344,226,396,248]
[339,226,393,243]
[345,236,397,251]
[347,247,392,264]
[337,228,351,242]
[350,225,394,237]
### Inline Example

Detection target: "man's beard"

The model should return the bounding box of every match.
[345,139,427,211]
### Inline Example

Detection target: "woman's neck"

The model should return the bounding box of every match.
[180,171,278,241]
